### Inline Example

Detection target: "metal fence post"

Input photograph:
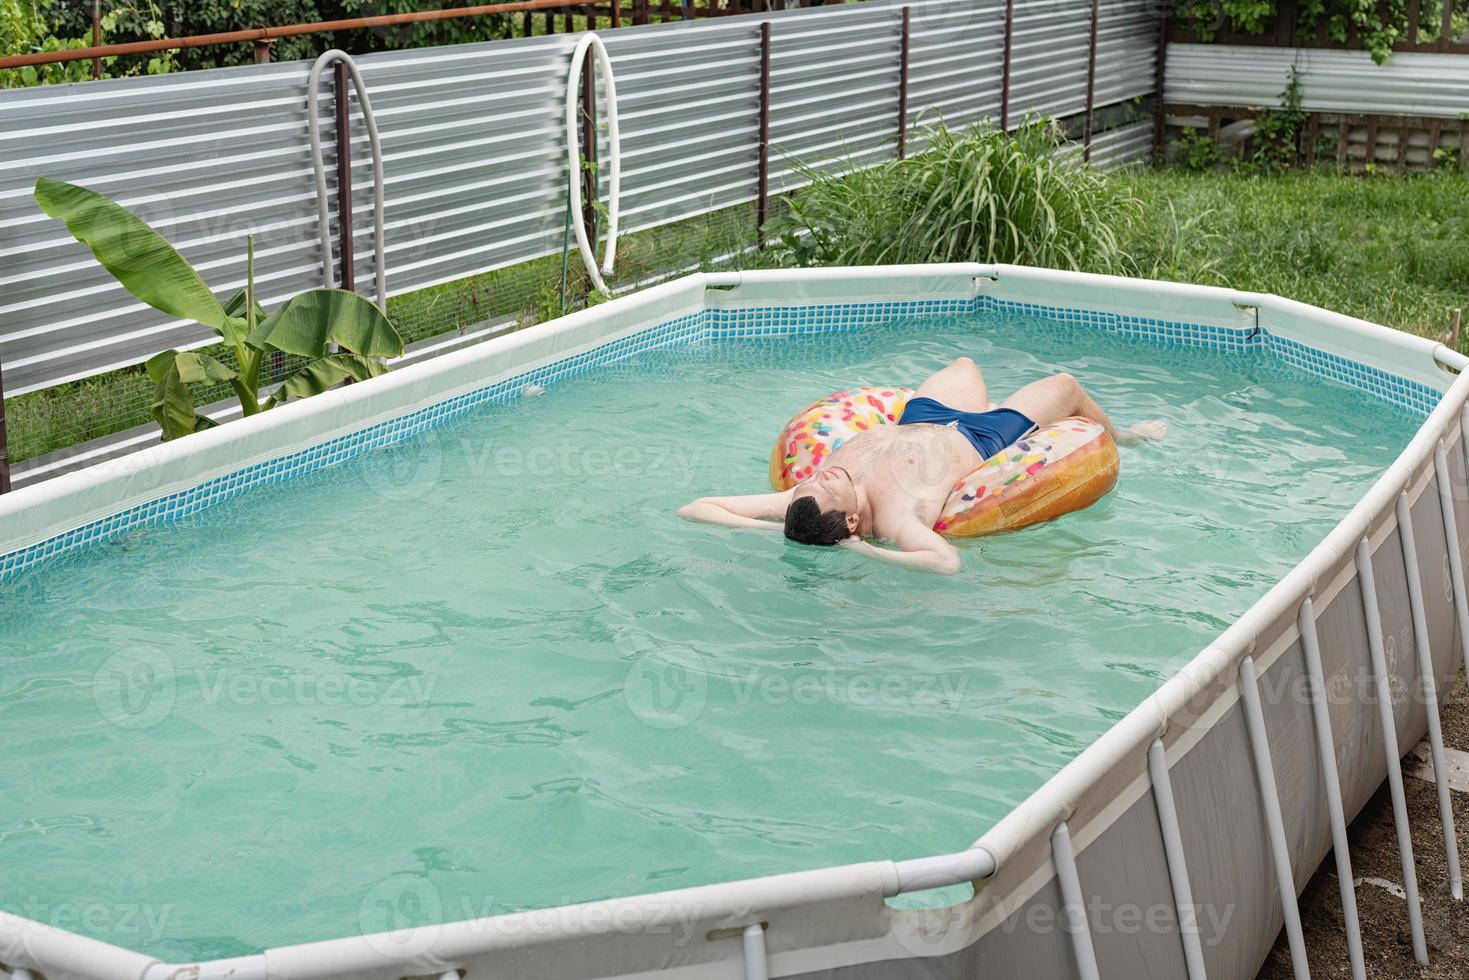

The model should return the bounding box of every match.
[581,54,598,249]
[999,0,1015,131]
[0,350,11,495]
[1082,0,1100,160]
[333,60,356,292]
[897,6,910,159]
[756,19,771,245]
[1152,1,1169,160]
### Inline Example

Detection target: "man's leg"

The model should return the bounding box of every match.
[1000,372,1120,439]
[914,357,989,412]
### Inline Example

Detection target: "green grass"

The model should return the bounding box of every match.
[1114,168,1469,339]
[9,167,1469,467]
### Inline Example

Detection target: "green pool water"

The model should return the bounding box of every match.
[0,310,1424,960]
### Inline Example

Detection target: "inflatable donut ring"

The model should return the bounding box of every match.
[769,386,1119,537]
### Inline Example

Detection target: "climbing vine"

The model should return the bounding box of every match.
[1174,0,1451,64]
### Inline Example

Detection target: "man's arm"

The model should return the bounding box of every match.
[841,521,962,574]
[678,489,794,531]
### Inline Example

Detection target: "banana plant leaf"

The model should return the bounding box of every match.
[34,178,234,335]
[223,288,269,325]
[248,289,403,359]
[146,350,238,441]
[265,353,391,409]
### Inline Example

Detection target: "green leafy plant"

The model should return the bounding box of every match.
[1178,0,1424,64]
[5,1,174,87]
[766,120,1141,275]
[1243,66,1307,174]
[35,177,403,441]
[1172,128,1224,172]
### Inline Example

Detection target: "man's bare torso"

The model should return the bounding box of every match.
[826,423,984,538]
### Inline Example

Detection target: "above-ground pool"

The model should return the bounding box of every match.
[1,265,1466,980]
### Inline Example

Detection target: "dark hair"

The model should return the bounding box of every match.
[783,495,849,546]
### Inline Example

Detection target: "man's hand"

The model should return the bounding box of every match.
[841,526,961,574]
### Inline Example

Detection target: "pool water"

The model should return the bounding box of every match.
[0,310,1423,960]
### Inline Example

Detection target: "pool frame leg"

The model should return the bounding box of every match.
[1437,441,1469,682]
[1051,821,1101,980]
[1148,738,1209,980]
[1238,655,1311,980]
[1297,597,1367,980]
[743,922,769,980]
[1356,536,1430,964]
[1396,490,1464,902]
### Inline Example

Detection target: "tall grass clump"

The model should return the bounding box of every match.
[768,120,1141,274]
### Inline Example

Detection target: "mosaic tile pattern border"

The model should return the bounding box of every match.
[0,295,1443,582]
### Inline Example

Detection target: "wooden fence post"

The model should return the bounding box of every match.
[999,0,1015,131]
[1082,0,1100,161]
[1152,1,1169,161]
[582,58,598,248]
[333,61,355,292]
[757,19,772,245]
[0,353,10,494]
[897,6,910,158]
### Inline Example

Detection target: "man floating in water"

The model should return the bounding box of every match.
[678,358,1167,573]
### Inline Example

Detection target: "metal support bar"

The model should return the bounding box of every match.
[253,39,273,63]
[1051,821,1101,980]
[1357,535,1429,964]
[581,52,598,246]
[1439,439,1469,679]
[1238,655,1311,980]
[1147,739,1208,980]
[1297,597,1366,980]
[1082,0,1100,160]
[0,346,10,495]
[1152,2,1169,160]
[897,7,910,159]
[756,20,772,244]
[91,0,102,79]
[999,0,1015,131]
[306,51,387,308]
[333,60,355,293]
[1396,490,1463,901]
[742,922,769,980]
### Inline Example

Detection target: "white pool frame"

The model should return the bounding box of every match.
[2,264,1466,980]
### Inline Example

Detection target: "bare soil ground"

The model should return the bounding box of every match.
[1257,673,1469,978]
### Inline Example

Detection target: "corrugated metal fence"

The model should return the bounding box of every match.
[0,0,1161,403]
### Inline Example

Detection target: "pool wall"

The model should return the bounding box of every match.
[2,264,1465,980]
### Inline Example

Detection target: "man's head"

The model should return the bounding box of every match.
[784,466,860,546]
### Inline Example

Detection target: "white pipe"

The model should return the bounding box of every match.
[886,846,997,895]
[1395,491,1463,901]
[1238,656,1311,980]
[1148,739,1209,980]
[1297,597,1366,980]
[742,923,769,980]
[1357,536,1429,964]
[306,50,388,309]
[565,32,621,295]
[1441,437,1469,680]
[1051,822,1100,980]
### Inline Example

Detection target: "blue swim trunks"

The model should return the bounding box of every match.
[898,397,1036,460]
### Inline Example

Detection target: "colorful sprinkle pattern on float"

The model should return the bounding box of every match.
[769,386,1119,537]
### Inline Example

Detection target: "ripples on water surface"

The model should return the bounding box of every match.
[0,311,1423,958]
